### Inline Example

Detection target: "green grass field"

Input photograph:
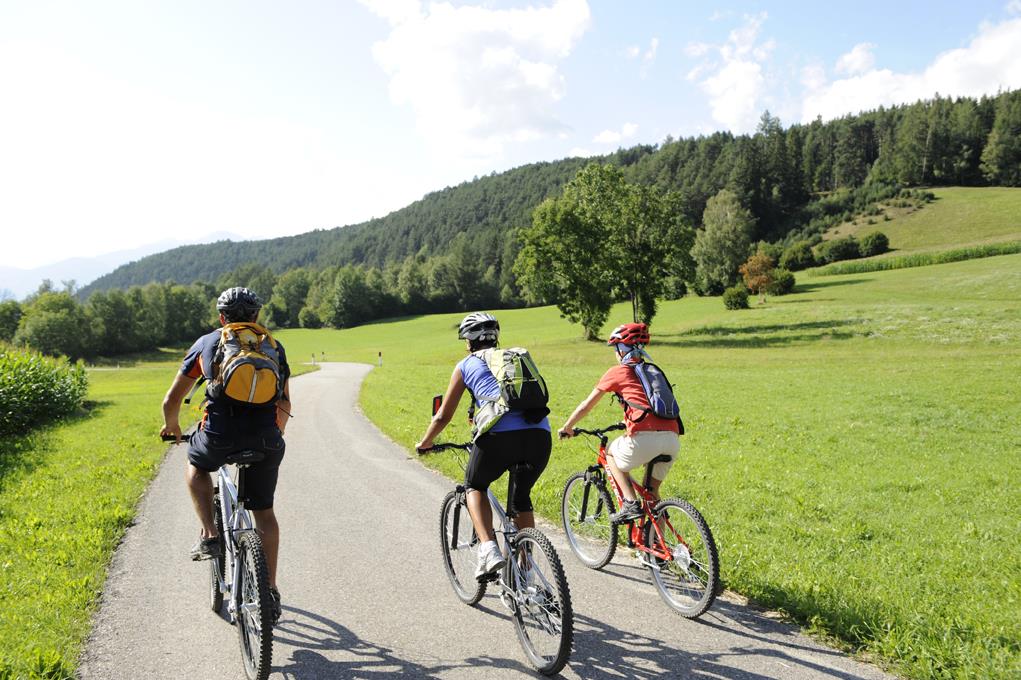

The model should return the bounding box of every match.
[2,187,1018,678]
[278,252,1021,680]
[830,186,1021,253]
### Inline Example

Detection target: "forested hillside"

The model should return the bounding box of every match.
[85,90,1020,299]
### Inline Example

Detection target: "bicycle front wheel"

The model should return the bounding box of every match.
[210,495,225,613]
[510,528,573,676]
[235,531,273,680]
[440,490,486,605]
[561,472,617,569]
[643,498,719,618]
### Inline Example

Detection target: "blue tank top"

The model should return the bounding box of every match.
[457,354,550,433]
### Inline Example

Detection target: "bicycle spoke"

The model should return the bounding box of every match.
[510,529,573,676]
[643,499,719,619]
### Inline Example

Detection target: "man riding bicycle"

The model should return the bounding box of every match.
[558,322,680,523]
[416,312,552,580]
[160,287,291,621]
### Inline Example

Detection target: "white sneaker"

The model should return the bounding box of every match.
[475,544,506,581]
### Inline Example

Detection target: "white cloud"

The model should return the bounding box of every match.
[644,37,659,62]
[625,45,640,58]
[835,42,876,76]
[686,13,773,133]
[593,122,638,144]
[1008,1,1021,15]
[802,17,1021,122]
[567,146,597,157]
[360,0,591,162]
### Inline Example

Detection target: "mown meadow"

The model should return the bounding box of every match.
[279,252,1021,680]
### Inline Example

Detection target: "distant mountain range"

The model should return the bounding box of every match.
[0,232,244,299]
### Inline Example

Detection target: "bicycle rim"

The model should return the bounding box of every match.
[440,491,486,605]
[510,528,573,676]
[561,472,617,569]
[644,498,719,618]
[236,532,273,680]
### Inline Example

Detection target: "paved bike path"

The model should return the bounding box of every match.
[80,363,894,679]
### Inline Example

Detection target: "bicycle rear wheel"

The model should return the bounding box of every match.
[561,472,617,569]
[643,498,719,618]
[235,531,273,680]
[510,528,573,676]
[440,490,486,605]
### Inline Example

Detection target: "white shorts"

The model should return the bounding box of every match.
[607,430,679,481]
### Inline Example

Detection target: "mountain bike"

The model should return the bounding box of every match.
[163,433,274,680]
[418,435,573,676]
[559,423,719,618]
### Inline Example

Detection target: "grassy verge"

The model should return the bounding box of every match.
[279,253,1021,680]
[0,342,314,679]
[813,241,1021,276]
[0,362,189,679]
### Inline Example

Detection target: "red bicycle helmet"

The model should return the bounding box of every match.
[607,322,650,346]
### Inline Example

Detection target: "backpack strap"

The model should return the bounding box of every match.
[184,376,206,405]
[614,393,651,423]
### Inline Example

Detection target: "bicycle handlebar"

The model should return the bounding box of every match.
[416,441,472,455]
[564,423,626,439]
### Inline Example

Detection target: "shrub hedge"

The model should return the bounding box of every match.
[0,347,88,437]
[814,240,1021,276]
[723,285,749,310]
[767,268,797,296]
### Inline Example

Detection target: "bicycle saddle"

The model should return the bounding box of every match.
[649,454,673,464]
[224,449,266,465]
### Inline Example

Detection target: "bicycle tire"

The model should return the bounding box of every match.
[560,472,617,569]
[510,528,573,676]
[643,497,719,618]
[210,495,225,613]
[439,490,486,605]
[235,531,273,680]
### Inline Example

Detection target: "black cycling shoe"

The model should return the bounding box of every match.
[190,536,220,561]
[269,586,282,623]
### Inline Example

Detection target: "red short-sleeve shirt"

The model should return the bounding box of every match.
[596,364,680,436]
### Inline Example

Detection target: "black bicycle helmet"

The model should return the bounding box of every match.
[458,311,499,344]
[216,287,262,321]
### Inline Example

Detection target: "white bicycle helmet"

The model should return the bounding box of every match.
[458,312,500,344]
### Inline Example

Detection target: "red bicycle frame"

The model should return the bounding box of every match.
[584,428,684,563]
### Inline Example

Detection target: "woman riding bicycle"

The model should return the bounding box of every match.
[558,322,680,523]
[416,312,552,581]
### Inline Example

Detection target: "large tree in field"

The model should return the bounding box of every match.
[691,189,755,294]
[515,163,693,339]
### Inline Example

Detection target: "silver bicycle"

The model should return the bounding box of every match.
[418,437,573,676]
[167,434,273,680]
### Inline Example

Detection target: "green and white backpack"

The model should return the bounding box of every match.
[469,347,550,437]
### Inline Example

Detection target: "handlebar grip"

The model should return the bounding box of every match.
[161,433,191,442]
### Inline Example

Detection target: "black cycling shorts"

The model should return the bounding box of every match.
[188,426,285,511]
[464,428,552,516]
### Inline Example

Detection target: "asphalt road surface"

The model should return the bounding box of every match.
[80,363,894,680]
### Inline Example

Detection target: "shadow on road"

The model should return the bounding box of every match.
[273,605,539,679]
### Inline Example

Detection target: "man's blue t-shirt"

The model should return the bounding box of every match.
[457,354,550,434]
[180,328,290,433]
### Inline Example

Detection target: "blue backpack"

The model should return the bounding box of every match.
[618,361,685,435]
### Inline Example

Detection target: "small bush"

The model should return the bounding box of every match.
[767,268,796,296]
[817,236,861,264]
[298,307,322,329]
[860,231,890,257]
[0,347,89,437]
[780,241,816,271]
[723,285,749,310]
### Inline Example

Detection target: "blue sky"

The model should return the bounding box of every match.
[1,0,1020,271]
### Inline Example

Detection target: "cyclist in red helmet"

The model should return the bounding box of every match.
[558,322,680,522]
